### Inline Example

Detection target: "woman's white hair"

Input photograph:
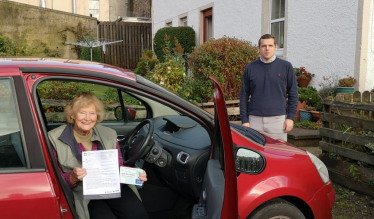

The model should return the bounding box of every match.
[64,92,105,124]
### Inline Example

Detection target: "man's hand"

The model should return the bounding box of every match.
[283,119,294,133]
[242,123,250,128]
[138,170,147,183]
[70,167,87,184]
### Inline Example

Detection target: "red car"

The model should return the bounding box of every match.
[0,58,334,219]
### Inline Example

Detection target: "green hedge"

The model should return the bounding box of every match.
[154,27,195,62]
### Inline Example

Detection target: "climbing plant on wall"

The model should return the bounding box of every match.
[58,21,92,58]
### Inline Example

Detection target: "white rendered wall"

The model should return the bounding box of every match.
[153,0,262,46]
[287,0,358,89]
[366,0,374,91]
[154,0,362,91]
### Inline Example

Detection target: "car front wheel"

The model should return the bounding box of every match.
[247,198,306,219]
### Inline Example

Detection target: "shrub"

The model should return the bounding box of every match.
[187,37,259,102]
[102,87,142,105]
[0,35,16,56]
[0,31,35,56]
[154,27,195,62]
[298,86,321,109]
[146,35,186,94]
[134,49,159,76]
[37,81,92,100]
[80,47,102,62]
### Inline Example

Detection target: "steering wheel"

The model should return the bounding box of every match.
[123,119,154,166]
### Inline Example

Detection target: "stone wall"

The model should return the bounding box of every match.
[0,0,97,59]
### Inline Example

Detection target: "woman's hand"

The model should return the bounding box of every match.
[138,170,147,183]
[70,167,87,184]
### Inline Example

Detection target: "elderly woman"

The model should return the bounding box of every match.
[48,92,149,219]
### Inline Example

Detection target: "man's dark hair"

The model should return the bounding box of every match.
[258,34,277,46]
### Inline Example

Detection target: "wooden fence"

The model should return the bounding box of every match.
[98,22,152,70]
[196,100,241,124]
[319,91,374,198]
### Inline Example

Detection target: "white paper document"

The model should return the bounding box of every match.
[120,166,143,186]
[82,149,121,200]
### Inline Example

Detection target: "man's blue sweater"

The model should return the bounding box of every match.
[239,58,298,124]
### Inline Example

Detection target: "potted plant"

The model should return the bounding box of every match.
[311,102,322,122]
[294,67,315,88]
[337,76,356,94]
[298,87,321,122]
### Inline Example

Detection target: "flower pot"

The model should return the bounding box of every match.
[298,77,311,88]
[295,101,307,122]
[336,87,354,94]
[311,111,320,122]
[300,110,312,122]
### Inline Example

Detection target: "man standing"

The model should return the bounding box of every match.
[239,34,298,141]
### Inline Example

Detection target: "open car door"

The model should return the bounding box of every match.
[191,77,239,219]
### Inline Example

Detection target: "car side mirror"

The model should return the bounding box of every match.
[114,106,137,121]
[114,106,123,120]
[235,148,265,174]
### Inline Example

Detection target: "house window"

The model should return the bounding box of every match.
[203,9,213,42]
[180,17,187,27]
[166,22,172,27]
[270,0,285,49]
[89,0,100,20]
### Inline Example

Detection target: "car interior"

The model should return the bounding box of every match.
[34,77,216,219]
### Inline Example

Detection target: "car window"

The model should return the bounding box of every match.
[0,79,26,168]
[36,80,147,124]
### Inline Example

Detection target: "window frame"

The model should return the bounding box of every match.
[180,17,188,27]
[203,9,213,43]
[0,77,30,170]
[269,0,285,57]
[199,3,214,44]
[35,78,150,125]
[165,18,173,27]
[89,0,100,20]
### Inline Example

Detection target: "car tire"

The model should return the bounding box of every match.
[247,198,306,219]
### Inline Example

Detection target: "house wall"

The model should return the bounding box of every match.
[109,0,128,21]
[366,0,374,90]
[287,0,358,89]
[99,0,110,21]
[9,0,88,16]
[153,0,262,46]
[153,0,372,90]
[0,0,97,59]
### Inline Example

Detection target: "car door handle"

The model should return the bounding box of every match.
[117,135,126,142]
[60,205,68,218]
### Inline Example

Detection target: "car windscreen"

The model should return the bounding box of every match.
[136,75,211,117]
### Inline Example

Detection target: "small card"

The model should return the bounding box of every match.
[120,166,143,186]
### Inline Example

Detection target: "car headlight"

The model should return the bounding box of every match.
[306,151,329,184]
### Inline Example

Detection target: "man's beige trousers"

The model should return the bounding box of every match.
[249,115,287,141]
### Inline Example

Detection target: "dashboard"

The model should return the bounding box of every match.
[142,115,211,200]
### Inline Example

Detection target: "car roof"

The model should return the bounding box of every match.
[0,58,136,81]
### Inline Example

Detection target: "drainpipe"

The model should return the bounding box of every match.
[41,0,46,8]
[73,0,76,14]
